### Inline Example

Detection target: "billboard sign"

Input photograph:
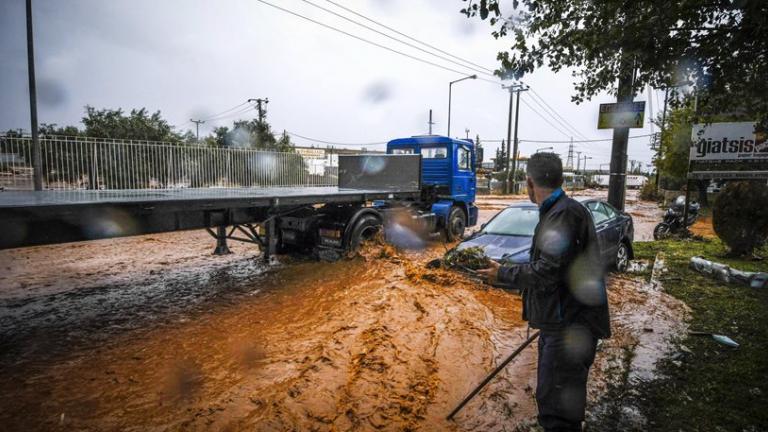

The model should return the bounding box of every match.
[597,102,645,129]
[690,122,768,162]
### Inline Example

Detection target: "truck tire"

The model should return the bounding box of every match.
[348,215,382,252]
[445,206,467,241]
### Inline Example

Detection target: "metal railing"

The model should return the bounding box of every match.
[0,135,339,191]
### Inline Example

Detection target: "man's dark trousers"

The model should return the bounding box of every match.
[536,326,598,432]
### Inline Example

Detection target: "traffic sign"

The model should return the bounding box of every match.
[597,101,645,129]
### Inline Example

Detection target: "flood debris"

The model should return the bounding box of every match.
[689,256,768,289]
[625,260,650,274]
[441,246,491,271]
[689,331,740,348]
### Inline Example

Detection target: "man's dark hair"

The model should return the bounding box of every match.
[526,152,563,188]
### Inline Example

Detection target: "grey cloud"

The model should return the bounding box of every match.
[362,81,394,105]
[38,78,68,107]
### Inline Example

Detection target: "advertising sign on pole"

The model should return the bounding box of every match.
[690,122,768,162]
[597,102,646,129]
[687,122,768,180]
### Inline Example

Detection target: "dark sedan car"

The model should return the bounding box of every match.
[457,198,634,271]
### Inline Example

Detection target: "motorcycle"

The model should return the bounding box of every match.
[653,195,700,240]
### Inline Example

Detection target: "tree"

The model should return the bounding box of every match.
[657,104,694,190]
[38,123,82,137]
[196,113,306,186]
[713,181,768,256]
[224,118,293,152]
[462,0,768,130]
[494,142,507,172]
[82,106,181,142]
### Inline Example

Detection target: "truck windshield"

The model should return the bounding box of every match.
[482,207,539,236]
[422,146,447,159]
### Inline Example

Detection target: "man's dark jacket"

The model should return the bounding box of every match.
[498,192,611,338]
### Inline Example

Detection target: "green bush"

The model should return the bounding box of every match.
[639,179,661,201]
[712,181,768,256]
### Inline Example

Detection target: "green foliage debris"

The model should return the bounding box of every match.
[442,246,491,271]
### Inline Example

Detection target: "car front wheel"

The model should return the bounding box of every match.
[615,241,629,272]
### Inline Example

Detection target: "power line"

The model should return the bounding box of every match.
[466,134,655,144]
[300,0,495,79]
[199,101,252,122]
[254,0,500,80]
[517,95,572,139]
[524,91,584,140]
[322,0,495,74]
[519,133,655,143]
[205,104,257,122]
[527,88,590,140]
[286,131,388,146]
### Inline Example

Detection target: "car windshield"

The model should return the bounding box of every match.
[482,207,539,236]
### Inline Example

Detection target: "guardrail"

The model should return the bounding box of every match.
[0,135,339,190]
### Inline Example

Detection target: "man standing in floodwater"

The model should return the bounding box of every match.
[478,153,610,432]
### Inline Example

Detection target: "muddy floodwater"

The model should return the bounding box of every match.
[0,193,681,431]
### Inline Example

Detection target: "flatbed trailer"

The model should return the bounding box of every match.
[0,186,420,251]
[0,154,423,260]
[0,136,479,261]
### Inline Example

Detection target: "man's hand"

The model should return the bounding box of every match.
[476,260,501,285]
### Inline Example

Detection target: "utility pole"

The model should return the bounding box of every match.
[575,151,582,173]
[607,60,634,211]
[428,109,435,134]
[248,98,269,123]
[190,119,205,142]
[655,86,669,192]
[504,89,513,193]
[26,0,42,191]
[465,128,470,140]
[502,83,529,194]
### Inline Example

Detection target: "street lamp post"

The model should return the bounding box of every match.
[447,75,477,137]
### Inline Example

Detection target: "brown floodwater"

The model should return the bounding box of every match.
[0,193,682,431]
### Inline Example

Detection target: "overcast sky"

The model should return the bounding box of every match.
[0,0,660,169]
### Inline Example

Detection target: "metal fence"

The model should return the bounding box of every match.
[0,135,339,190]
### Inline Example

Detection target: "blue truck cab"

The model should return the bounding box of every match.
[386,135,478,240]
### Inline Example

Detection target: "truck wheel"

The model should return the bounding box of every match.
[445,207,467,242]
[348,215,382,252]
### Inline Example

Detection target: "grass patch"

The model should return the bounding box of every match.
[631,238,768,431]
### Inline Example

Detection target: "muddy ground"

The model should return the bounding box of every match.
[0,190,682,431]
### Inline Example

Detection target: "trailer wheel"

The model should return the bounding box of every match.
[445,206,467,241]
[348,215,382,252]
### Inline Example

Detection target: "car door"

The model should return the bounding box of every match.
[597,202,623,260]
[585,201,615,263]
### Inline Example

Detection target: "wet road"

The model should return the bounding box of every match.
[0,192,678,431]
